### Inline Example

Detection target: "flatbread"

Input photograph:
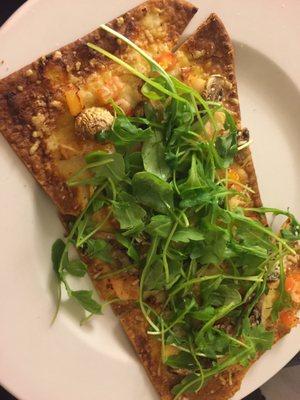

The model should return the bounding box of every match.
[65,14,265,400]
[1,4,298,400]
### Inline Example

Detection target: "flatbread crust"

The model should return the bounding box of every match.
[0,0,197,215]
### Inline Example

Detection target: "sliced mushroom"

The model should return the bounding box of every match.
[75,106,114,139]
[204,74,229,102]
[249,307,261,326]
[267,262,280,283]
[237,127,250,146]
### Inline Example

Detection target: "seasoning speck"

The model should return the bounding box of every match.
[25,69,33,77]
[75,61,81,71]
[50,100,63,109]
[117,16,124,26]
[53,50,62,60]
[192,50,205,59]
[32,130,41,138]
[29,140,40,155]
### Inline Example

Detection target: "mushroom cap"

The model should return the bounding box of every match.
[75,106,114,138]
[204,74,232,102]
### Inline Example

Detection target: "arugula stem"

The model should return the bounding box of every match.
[212,328,250,349]
[67,184,107,242]
[67,159,113,186]
[151,299,195,336]
[173,375,203,400]
[160,318,166,363]
[163,222,178,283]
[95,264,136,280]
[107,177,117,201]
[50,281,62,326]
[139,235,161,331]
[77,209,113,247]
[190,93,204,131]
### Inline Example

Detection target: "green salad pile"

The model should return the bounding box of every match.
[51,25,299,397]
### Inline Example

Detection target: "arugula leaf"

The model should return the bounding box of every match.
[219,286,242,307]
[97,115,152,146]
[179,154,204,192]
[65,260,87,277]
[115,233,139,263]
[144,101,159,122]
[281,228,300,241]
[141,76,168,101]
[142,131,171,181]
[229,242,268,259]
[196,329,230,358]
[165,352,197,370]
[144,259,165,291]
[190,225,229,264]
[180,186,231,209]
[132,171,174,214]
[242,320,274,361]
[51,239,66,275]
[190,306,216,322]
[167,259,183,288]
[85,151,125,182]
[200,276,223,304]
[71,290,103,314]
[112,192,146,233]
[212,111,238,169]
[146,215,172,238]
[244,324,274,352]
[271,252,291,320]
[171,374,202,396]
[124,152,143,176]
[85,239,112,263]
[90,198,105,213]
[214,131,237,169]
[172,227,204,243]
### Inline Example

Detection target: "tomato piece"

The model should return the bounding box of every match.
[65,87,82,116]
[279,308,298,329]
[111,76,124,91]
[285,273,300,303]
[156,52,177,71]
[97,85,113,105]
[98,77,125,105]
[227,168,243,192]
[228,168,240,182]
[285,275,296,292]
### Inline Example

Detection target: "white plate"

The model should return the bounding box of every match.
[0,1,299,399]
